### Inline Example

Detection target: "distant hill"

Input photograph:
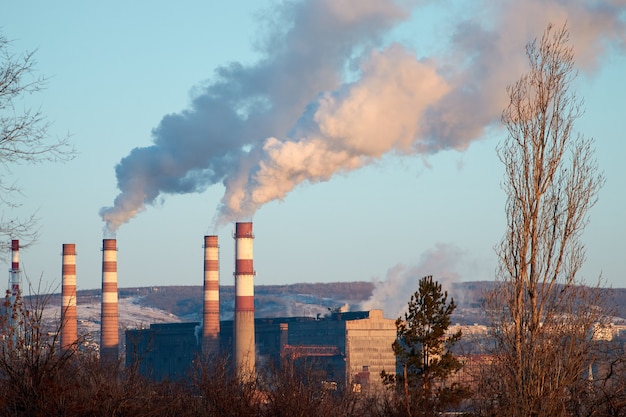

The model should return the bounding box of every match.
[37,281,626,338]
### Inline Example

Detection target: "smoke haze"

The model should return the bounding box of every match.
[359,243,466,318]
[100,0,626,233]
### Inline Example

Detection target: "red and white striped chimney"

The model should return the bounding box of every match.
[100,239,119,362]
[8,240,22,340]
[61,243,77,351]
[203,235,220,355]
[234,222,255,377]
[10,239,20,302]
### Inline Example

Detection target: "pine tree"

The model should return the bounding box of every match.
[383,275,468,417]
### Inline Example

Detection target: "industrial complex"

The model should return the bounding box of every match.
[5,222,398,390]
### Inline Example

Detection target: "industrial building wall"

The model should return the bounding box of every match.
[285,310,395,390]
[126,322,201,381]
[345,310,396,391]
[272,317,349,387]
[287,319,347,353]
[127,319,288,381]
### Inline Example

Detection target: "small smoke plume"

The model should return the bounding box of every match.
[100,0,626,232]
[359,243,466,319]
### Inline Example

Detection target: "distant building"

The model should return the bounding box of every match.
[126,322,201,381]
[126,309,396,390]
[285,309,396,391]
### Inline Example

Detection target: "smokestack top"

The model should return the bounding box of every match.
[204,235,219,247]
[11,239,19,271]
[63,243,76,255]
[235,222,254,238]
[102,239,117,250]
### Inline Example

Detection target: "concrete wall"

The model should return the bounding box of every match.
[345,309,396,391]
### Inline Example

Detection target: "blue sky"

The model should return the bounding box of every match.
[2,0,625,303]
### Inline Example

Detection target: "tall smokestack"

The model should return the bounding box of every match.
[61,243,78,351]
[100,239,119,362]
[203,235,220,355]
[234,222,255,377]
[8,240,22,342]
[10,239,20,302]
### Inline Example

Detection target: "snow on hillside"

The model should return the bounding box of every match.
[41,295,182,341]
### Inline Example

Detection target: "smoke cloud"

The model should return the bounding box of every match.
[100,0,626,233]
[359,243,466,319]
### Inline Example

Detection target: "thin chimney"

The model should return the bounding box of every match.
[234,222,255,378]
[100,239,119,362]
[203,235,220,355]
[61,243,78,351]
[10,239,20,298]
[9,240,22,342]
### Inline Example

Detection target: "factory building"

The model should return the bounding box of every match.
[284,309,396,390]
[126,322,201,381]
[125,309,396,391]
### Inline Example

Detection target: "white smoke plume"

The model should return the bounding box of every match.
[359,243,466,319]
[100,0,626,233]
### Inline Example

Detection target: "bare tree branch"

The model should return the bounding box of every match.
[0,33,75,248]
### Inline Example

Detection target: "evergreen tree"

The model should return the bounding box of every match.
[382,275,468,417]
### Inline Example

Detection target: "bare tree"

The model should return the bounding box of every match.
[478,23,606,417]
[0,281,86,416]
[259,359,368,417]
[0,33,74,246]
